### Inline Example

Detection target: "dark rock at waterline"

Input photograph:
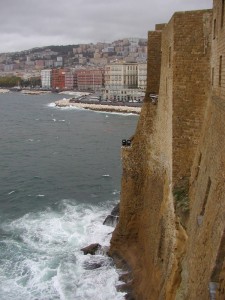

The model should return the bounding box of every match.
[125,292,135,300]
[83,261,103,270]
[117,280,134,300]
[116,282,132,293]
[119,272,133,283]
[103,203,120,226]
[83,256,113,270]
[111,203,120,216]
[109,252,135,297]
[103,215,119,226]
[81,243,102,255]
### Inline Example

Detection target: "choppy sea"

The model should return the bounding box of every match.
[0,92,138,300]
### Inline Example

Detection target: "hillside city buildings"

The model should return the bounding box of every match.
[0,38,147,101]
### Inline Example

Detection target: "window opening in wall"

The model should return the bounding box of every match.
[169,46,171,67]
[222,0,225,28]
[213,19,217,39]
[219,55,222,86]
[212,68,214,86]
[200,177,211,216]
[166,77,167,95]
[157,219,165,263]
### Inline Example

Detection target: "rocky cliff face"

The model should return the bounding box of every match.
[109,6,225,299]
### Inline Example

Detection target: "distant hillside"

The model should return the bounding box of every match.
[28,44,79,55]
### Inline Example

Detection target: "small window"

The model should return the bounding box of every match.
[213,19,217,39]
[219,55,222,86]
[169,46,171,67]
[221,0,225,28]
[166,77,168,94]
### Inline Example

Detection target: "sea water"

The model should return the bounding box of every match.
[0,92,138,300]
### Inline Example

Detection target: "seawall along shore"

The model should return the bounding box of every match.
[55,99,141,114]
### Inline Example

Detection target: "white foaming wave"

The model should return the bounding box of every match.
[47,102,56,107]
[27,138,41,143]
[47,102,85,111]
[0,200,124,300]
[112,190,120,195]
[8,190,15,195]
[60,105,85,111]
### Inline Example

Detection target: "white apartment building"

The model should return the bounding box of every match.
[105,63,138,89]
[138,63,147,90]
[103,62,147,101]
[41,69,52,89]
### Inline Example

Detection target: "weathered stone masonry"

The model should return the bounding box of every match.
[109,3,225,299]
[146,24,165,97]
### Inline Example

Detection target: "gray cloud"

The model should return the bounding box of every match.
[0,0,212,53]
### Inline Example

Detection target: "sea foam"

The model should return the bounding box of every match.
[0,200,125,300]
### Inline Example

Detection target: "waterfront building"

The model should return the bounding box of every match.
[103,62,146,101]
[41,69,52,89]
[76,68,104,91]
[65,71,75,90]
[51,68,65,90]
[105,62,138,89]
[138,63,147,90]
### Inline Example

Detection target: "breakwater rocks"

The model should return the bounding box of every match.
[81,243,102,255]
[0,88,9,93]
[55,99,141,114]
[21,90,50,95]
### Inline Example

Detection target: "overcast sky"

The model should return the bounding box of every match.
[0,0,212,53]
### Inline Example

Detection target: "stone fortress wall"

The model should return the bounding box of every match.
[183,1,225,299]
[109,1,225,299]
